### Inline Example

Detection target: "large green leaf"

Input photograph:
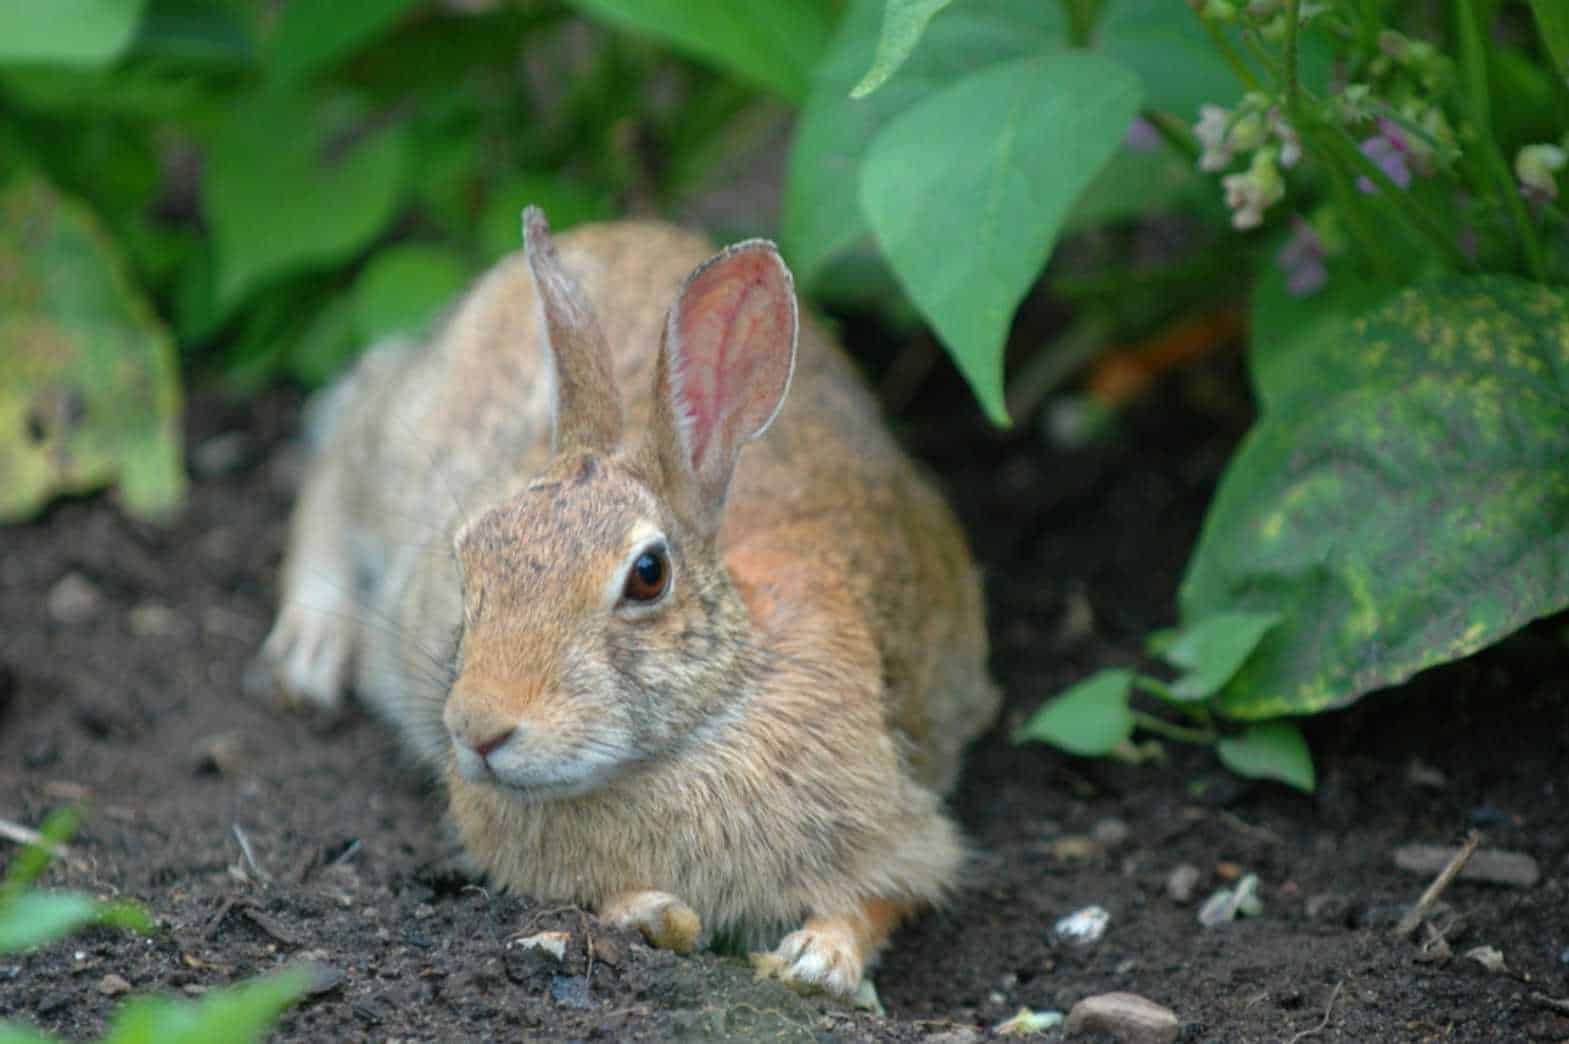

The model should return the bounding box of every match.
[783,0,1066,289]
[0,0,148,66]
[204,91,408,312]
[859,53,1142,422]
[0,174,184,522]
[265,0,421,83]
[1182,277,1569,717]
[349,243,470,344]
[1216,721,1315,792]
[566,0,831,101]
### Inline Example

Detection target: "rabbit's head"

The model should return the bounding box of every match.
[443,208,797,799]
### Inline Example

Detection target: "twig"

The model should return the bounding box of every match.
[231,822,271,883]
[1529,992,1569,1016]
[1286,981,1344,1044]
[1394,831,1480,939]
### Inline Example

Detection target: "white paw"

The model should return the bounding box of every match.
[599,891,702,954]
[254,602,353,711]
[759,926,864,997]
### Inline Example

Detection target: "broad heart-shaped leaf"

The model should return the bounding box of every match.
[204,90,407,314]
[1014,669,1135,756]
[783,0,1066,289]
[0,174,184,523]
[851,0,955,98]
[1159,611,1281,703]
[860,53,1142,422]
[566,0,831,101]
[105,966,309,1044]
[1216,721,1315,792]
[1182,277,1569,718]
[0,0,147,66]
[265,0,421,84]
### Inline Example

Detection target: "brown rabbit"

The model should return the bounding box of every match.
[259,208,999,995]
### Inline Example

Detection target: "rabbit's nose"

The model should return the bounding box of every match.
[472,727,515,760]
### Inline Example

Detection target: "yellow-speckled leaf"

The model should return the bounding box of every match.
[0,174,185,523]
[1182,276,1569,717]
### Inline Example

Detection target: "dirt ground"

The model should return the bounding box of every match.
[3,350,1567,1043]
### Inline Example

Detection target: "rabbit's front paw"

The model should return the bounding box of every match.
[599,890,702,954]
[754,923,864,997]
[253,599,354,711]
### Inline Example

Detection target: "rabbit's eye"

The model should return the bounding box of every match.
[622,546,669,603]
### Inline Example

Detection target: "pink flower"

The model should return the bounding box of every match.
[1357,118,1413,194]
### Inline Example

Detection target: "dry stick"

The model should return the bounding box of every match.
[231,822,271,883]
[1530,992,1569,1016]
[1285,981,1345,1044]
[1394,831,1481,939]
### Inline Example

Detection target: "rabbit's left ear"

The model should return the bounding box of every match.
[650,239,798,536]
[523,206,624,455]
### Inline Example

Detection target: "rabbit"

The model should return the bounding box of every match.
[257,207,1000,996]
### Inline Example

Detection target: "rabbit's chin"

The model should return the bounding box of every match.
[451,742,638,801]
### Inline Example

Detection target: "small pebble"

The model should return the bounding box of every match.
[97,973,132,997]
[128,603,182,638]
[1165,864,1201,905]
[1064,991,1180,1044]
[1091,818,1131,849]
[1054,905,1110,946]
[47,573,103,625]
[190,431,252,478]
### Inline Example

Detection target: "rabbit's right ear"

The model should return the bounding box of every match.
[650,239,797,537]
[523,207,623,454]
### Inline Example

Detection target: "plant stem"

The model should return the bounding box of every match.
[1455,0,1548,281]
[1283,0,1302,112]
[1319,118,1474,271]
[1131,710,1217,746]
[1143,108,1201,163]
[1315,130,1403,282]
[1197,12,1265,93]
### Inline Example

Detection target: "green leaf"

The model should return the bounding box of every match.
[0,0,148,66]
[860,53,1142,422]
[104,965,309,1044]
[204,90,407,312]
[1160,611,1281,702]
[0,174,185,522]
[850,0,954,98]
[1062,133,1206,235]
[1093,0,1237,121]
[783,0,1066,289]
[1015,669,1136,756]
[1,808,79,898]
[0,892,150,952]
[265,0,419,84]
[1532,0,1569,81]
[566,0,831,101]
[1216,721,1315,792]
[349,244,470,344]
[1182,277,1569,718]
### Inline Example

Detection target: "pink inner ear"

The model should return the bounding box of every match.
[670,245,796,476]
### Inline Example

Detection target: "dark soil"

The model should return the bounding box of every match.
[3,354,1568,1043]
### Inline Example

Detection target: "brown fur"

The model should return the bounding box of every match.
[259,212,1000,993]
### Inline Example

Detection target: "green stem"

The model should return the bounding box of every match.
[1197,11,1265,93]
[1142,108,1201,163]
[1131,710,1217,746]
[1315,130,1403,282]
[1319,119,1474,271]
[1455,0,1548,281]
[1283,0,1301,112]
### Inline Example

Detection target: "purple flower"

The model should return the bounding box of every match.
[1123,116,1161,152]
[1276,220,1327,297]
[1357,119,1413,194]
